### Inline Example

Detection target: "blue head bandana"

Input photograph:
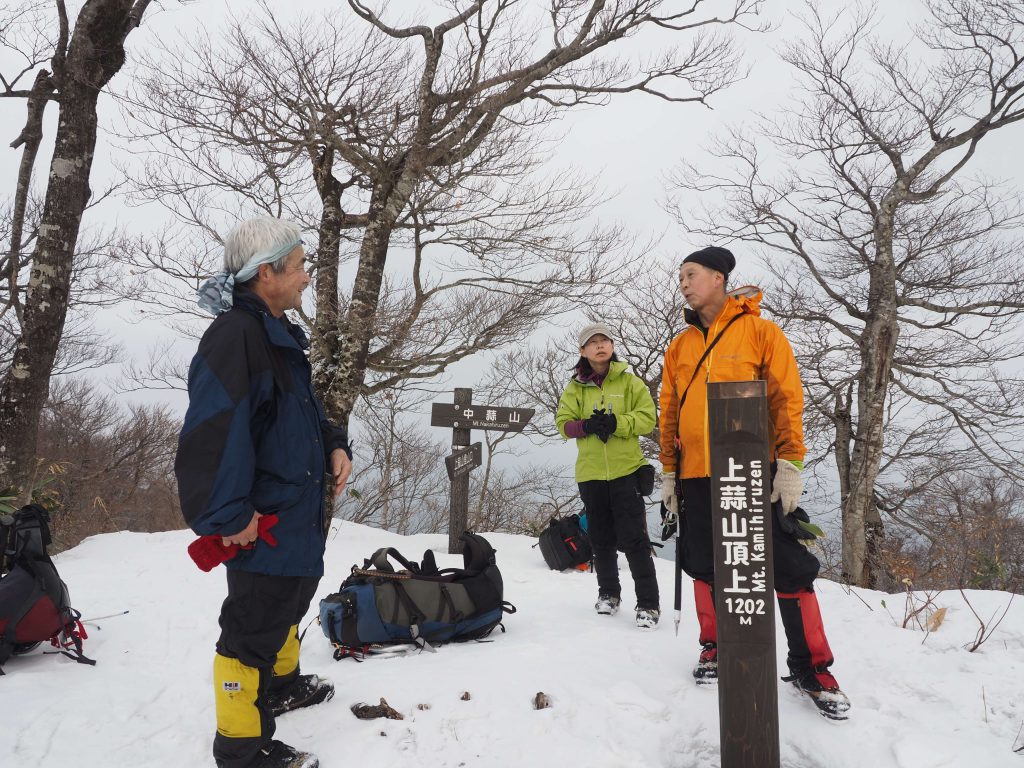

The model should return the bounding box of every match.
[196,237,303,316]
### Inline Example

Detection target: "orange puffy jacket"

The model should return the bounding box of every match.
[658,286,805,479]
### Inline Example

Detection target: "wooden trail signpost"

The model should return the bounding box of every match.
[430,388,534,553]
[707,380,780,768]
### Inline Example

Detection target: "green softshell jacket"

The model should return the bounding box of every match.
[555,360,656,483]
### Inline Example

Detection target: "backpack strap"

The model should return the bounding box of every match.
[420,550,439,576]
[11,505,52,562]
[0,513,15,575]
[367,547,420,574]
[459,532,496,573]
[386,581,437,651]
[436,584,463,624]
[51,609,95,667]
[675,312,745,411]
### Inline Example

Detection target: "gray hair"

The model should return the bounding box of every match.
[223,217,302,280]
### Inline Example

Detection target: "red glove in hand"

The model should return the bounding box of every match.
[187,514,280,572]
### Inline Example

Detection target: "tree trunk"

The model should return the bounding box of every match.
[0,0,147,496]
[310,149,343,423]
[329,167,419,426]
[842,220,900,587]
[6,70,55,322]
[834,386,853,503]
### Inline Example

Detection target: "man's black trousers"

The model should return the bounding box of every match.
[678,476,820,593]
[212,570,320,768]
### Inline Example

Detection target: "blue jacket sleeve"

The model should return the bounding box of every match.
[174,317,271,537]
[321,419,352,459]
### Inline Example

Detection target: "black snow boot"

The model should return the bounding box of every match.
[595,593,621,615]
[692,642,718,685]
[265,674,335,718]
[782,666,851,720]
[245,740,318,768]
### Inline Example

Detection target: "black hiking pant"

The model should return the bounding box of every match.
[579,469,660,610]
[679,476,836,674]
[213,570,320,768]
[677,476,820,592]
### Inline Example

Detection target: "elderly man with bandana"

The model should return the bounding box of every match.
[176,217,352,768]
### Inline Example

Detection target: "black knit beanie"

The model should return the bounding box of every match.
[682,246,736,276]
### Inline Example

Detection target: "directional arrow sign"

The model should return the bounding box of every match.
[444,442,483,480]
[430,403,534,432]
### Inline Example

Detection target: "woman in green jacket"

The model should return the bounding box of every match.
[556,322,661,628]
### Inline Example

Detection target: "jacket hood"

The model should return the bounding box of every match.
[232,284,309,350]
[727,285,763,317]
[684,285,763,327]
[574,359,629,384]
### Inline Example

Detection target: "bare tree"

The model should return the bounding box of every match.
[333,378,579,536]
[0,196,133,377]
[0,0,154,497]
[468,461,579,535]
[668,0,1024,586]
[37,377,182,551]
[463,367,581,530]
[593,260,690,458]
[119,17,639,404]
[334,385,452,534]
[882,469,1023,593]
[482,259,687,461]
[119,0,760,427]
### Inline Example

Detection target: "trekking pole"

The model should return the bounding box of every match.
[80,610,129,628]
[673,530,683,637]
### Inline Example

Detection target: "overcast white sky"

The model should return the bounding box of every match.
[2,0,1022,485]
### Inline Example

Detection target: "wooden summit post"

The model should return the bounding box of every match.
[448,388,472,555]
[707,380,779,768]
[430,388,534,554]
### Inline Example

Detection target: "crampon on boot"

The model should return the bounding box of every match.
[782,666,851,720]
[265,674,335,718]
[218,740,319,768]
[635,607,660,629]
[595,594,621,615]
[692,642,718,685]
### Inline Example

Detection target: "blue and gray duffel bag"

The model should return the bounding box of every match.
[319,531,516,658]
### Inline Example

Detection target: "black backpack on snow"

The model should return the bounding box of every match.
[537,513,593,571]
[319,531,516,658]
[0,504,93,673]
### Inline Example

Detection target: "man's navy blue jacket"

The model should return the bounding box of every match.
[175,288,350,577]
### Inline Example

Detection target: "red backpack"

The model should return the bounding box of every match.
[0,504,93,674]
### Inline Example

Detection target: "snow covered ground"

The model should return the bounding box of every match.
[4,522,1023,768]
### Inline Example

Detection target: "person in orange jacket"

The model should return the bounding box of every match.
[658,246,850,719]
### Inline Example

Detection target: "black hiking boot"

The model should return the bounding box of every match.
[595,594,621,615]
[782,666,851,720]
[692,642,718,685]
[265,674,335,718]
[635,607,660,629]
[246,740,318,768]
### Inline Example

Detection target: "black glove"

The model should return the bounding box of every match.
[659,501,677,541]
[775,504,820,542]
[598,412,617,440]
[584,412,616,442]
[582,409,605,438]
